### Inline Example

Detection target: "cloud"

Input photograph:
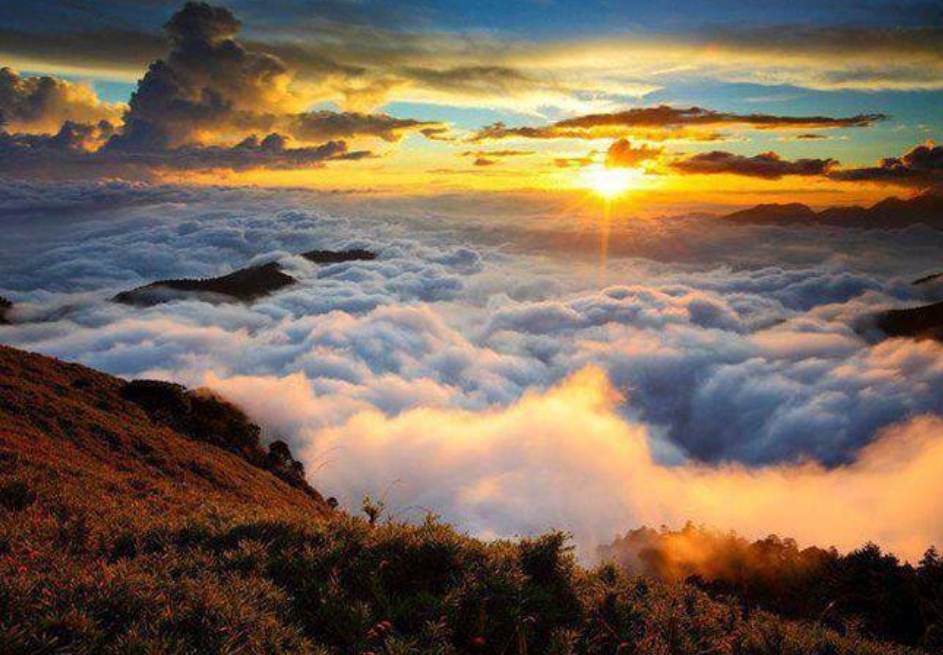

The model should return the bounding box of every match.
[0,68,123,134]
[3,182,943,558]
[605,139,662,168]
[554,155,594,168]
[282,367,943,560]
[289,111,440,143]
[461,150,535,158]
[400,64,538,97]
[108,2,299,151]
[693,24,943,91]
[0,127,367,177]
[3,4,942,123]
[471,105,885,141]
[0,3,445,178]
[672,150,836,179]
[829,142,943,188]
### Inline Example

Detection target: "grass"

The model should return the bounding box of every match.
[0,479,920,654]
[0,344,926,654]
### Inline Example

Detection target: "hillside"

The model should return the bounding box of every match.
[722,188,943,229]
[0,346,924,654]
[0,344,331,515]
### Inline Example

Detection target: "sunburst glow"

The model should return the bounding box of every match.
[580,165,637,199]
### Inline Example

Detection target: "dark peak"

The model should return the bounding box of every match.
[301,248,377,264]
[113,261,296,307]
[874,300,943,342]
[0,296,10,324]
[723,202,817,224]
[112,249,378,309]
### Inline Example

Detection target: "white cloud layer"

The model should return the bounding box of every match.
[2,181,943,559]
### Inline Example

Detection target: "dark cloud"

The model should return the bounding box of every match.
[420,126,454,141]
[605,139,662,168]
[672,150,836,179]
[0,27,163,78]
[472,105,886,141]
[290,111,439,143]
[0,3,448,177]
[701,23,943,61]
[2,8,941,116]
[0,126,367,178]
[0,121,115,175]
[123,5,439,146]
[0,68,121,133]
[829,142,943,188]
[108,2,295,151]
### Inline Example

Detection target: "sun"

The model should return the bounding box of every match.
[580,165,636,199]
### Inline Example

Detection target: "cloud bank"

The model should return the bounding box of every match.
[2,182,943,559]
[291,368,943,559]
[471,106,885,142]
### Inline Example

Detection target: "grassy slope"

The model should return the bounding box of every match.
[0,346,919,654]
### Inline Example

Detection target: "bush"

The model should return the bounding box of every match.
[0,494,920,655]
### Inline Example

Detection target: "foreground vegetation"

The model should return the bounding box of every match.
[0,344,930,654]
[0,490,921,655]
[603,525,943,652]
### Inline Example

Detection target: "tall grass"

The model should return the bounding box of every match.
[0,477,919,654]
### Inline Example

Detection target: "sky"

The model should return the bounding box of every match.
[2,1,943,560]
[0,0,941,208]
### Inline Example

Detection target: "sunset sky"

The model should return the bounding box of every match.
[2,0,941,210]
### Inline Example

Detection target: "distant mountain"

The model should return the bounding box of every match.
[114,261,296,306]
[722,188,943,229]
[0,297,10,324]
[723,202,819,225]
[114,248,376,307]
[875,300,943,341]
[302,248,376,264]
[914,272,943,286]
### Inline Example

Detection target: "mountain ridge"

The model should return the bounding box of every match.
[722,188,943,229]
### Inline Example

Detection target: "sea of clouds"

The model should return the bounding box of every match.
[3,179,943,559]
